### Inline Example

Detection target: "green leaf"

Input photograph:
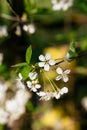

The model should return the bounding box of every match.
[26,45,32,64]
[12,62,27,67]
[21,65,31,80]
[66,41,77,62]
[70,41,76,53]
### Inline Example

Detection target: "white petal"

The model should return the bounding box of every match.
[63,75,69,82]
[29,72,37,80]
[35,84,41,89]
[53,92,60,99]
[44,64,50,71]
[45,53,51,60]
[60,87,68,94]
[32,87,37,92]
[56,67,63,74]
[55,75,62,81]
[39,55,45,61]
[64,69,71,74]
[38,62,45,67]
[49,60,55,66]
[18,73,22,80]
[37,91,46,96]
[26,81,32,88]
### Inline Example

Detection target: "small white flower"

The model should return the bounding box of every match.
[29,72,37,80]
[38,53,55,71]
[26,80,41,92]
[56,67,71,82]
[37,91,54,101]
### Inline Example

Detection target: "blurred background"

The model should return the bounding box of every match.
[0,0,87,130]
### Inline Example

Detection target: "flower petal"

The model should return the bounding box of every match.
[49,60,55,66]
[37,91,46,96]
[64,69,71,74]
[45,53,51,60]
[29,72,37,80]
[44,64,50,71]
[31,87,37,92]
[53,92,60,99]
[18,73,22,80]
[55,75,62,81]
[35,84,41,89]
[63,75,69,82]
[39,55,45,61]
[26,81,32,88]
[38,62,45,67]
[56,67,63,74]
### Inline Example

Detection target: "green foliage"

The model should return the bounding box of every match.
[0,125,4,130]
[12,62,28,67]
[26,45,32,64]
[21,65,31,80]
[67,41,77,62]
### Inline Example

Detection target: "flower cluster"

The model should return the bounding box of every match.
[0,81,31,126]
[51,0,73,11]
[17,53,71,101]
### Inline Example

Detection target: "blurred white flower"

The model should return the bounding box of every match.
[23,23,36,34]
[0,26,8,37]
[62,0,73,11]
[38,53,55,71]
[0,53,3,65]
[81,97,87,111]
[52,0,63,11]
[15,89,30,106]
[16,73,25,89]
[51,0,73,11]
[0,108,9,124]
[56,67,70,82]
[0,82,8,104]
[5,99,25,126]
[27,80,41,92]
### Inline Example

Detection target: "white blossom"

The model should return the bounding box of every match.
[27,80,41,92]
[56,67,71,82]
[0,108,9,124]
[37,91,54,101]
[38,53,55,71]
[29,72,37,80]
[37,87,68,101]
[23,23,36,34]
